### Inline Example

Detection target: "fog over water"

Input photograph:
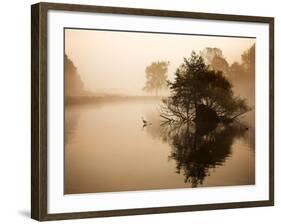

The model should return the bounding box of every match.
[64,29,255,194]
[65,29,255,95]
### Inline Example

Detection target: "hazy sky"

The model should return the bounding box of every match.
[65,29,255,95]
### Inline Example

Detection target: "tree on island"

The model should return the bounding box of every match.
[143,61,169,96]
[161,51,250,125]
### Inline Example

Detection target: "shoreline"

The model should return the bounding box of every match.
[65,95,165,106]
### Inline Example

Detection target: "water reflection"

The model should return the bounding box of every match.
[65,101,254,194]
[64,106,80,145]
[144,112,250,187]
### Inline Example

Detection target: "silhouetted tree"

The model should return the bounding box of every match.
[161,52,249,124]
[143,61,169,96]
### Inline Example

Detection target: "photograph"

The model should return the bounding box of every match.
[64,28,256,194]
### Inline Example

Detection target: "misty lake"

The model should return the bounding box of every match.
[64,99,255,194]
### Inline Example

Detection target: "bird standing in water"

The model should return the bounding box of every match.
[142,117,148,125]
[142,117,152,128]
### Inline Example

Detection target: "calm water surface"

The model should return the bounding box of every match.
[64,99,255,194]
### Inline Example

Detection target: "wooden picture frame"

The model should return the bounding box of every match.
[31,2,274,221]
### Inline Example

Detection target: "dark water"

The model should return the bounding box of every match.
[64,99,255,194]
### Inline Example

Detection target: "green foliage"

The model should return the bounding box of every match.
[143,61,169,96]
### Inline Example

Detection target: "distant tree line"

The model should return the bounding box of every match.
[201,45,255,103]
[143,61,169,96]
[65,54,84,97]
[142,45,255,126]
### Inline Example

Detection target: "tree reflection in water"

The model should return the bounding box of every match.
[145,114,248,187]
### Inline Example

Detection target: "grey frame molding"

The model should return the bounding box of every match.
[31,2,274,221]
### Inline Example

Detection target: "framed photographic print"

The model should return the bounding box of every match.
[31,2,274,221]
